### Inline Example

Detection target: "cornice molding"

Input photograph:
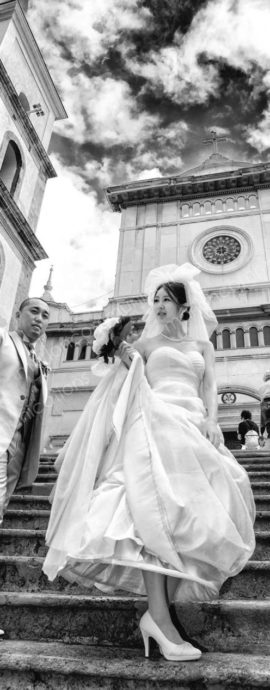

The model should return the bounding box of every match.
[0,177,47,260]
[0,0,66,120]
[106,164,270,211]
[0,58,56,178]
[13,3,67,120]
[0,0,16,22]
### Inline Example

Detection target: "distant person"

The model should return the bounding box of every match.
[0,297,50,524]
[238,410,259,447]
[258,371,270,439]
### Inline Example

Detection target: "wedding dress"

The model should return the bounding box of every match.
[43,347,255,602]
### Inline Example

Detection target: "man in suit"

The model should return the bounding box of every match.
[0,297,50,525]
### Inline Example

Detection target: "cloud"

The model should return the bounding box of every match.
[30,157,120,310]
[125,0,270,149]
[28,0,151,64]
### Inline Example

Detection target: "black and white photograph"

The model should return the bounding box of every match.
[0,0,269,687]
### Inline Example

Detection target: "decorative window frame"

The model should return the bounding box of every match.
[0,130,26,202]
[189,226,253,274]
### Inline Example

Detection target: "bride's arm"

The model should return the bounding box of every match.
[201,341,221,448]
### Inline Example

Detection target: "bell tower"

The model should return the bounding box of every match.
[0,0,66,327]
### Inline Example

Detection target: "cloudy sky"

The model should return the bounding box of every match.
[28,0,270,311]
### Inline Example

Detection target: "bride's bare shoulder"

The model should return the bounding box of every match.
[133,336,158,360]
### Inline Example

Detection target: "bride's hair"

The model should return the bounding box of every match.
[155,282,190,320]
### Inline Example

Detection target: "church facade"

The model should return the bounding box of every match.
[41,141,270,450]
[0,0,66,328]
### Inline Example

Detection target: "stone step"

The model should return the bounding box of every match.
[37,465,57,475]
[234,450,270,459]
[247,471,270,480]
[250,481,270,494]
[0,593,270,654]
[9,494,50,510]
[1,525,268,563]
[0,556,268,598]
[9,491,270,513]
[0,527,266,562]
[0,529,47,556]
[0,641,269,690]
[255,532,270,559]
[3,509,50,529]
[35,473,56,483]
[40,453,57,463]
[254,495,270,510]
[254,511,270,531]
[242,464,270,472]
[16,482,54,496]
[3,507,270,531]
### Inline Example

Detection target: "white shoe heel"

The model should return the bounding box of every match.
[139,610,201,662]
[141,628,150,658]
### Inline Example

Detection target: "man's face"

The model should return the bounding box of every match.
[16,299,50,342]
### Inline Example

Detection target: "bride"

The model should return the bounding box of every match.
[43,263,255,662]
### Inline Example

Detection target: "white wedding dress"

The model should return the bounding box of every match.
[43,347,255,602]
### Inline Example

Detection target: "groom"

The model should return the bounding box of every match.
[0,297,50,524]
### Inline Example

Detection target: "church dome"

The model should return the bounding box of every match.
[179,152,251,178]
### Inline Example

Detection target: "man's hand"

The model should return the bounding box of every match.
[204,419,221,448]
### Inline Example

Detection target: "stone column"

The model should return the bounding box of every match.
[73,342,80,361]
[258,329,264,347]
[216,331,223,350]
[244,329,250,348]
[230,330,237,349]
[86,343,91,359]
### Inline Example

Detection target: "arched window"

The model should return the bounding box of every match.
[193,202,201,216]
[18,92,30,112]
[226,198,234,212]
[249,327,258,347]
[215,199,223,213]
[78,341,87,360]
[0,140,22,196]
[210,331,217,350]
[222,329,231,349]
[182,204,190,218]
[66,341,75,361]
[236,327,245,348]
[204,201,212,215]
[248,195,258,209]
[263,326,270,346]
[237,196,246,210]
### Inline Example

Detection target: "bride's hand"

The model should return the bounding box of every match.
[205,419,221,448]
[117,341,135,369]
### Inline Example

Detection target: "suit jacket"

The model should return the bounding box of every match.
[0,328,48,488]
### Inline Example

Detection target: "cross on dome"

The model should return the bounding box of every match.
[202,130,228,155]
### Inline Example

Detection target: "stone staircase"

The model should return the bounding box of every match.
[1,451,270,688]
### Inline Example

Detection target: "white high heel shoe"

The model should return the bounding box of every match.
[139,611,201,661]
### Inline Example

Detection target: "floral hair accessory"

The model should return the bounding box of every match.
[92,316,133,363]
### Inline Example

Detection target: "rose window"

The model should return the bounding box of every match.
[202,235,241,265]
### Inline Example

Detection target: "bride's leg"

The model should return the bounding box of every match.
[166,576,181,604]
[142,571,184,644]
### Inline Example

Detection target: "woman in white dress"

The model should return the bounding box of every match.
[43,263,255,662]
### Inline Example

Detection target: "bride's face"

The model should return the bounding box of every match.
[153,286,179,324]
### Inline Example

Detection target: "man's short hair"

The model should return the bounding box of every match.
[241,410,252,420]
[18,297,49,312]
